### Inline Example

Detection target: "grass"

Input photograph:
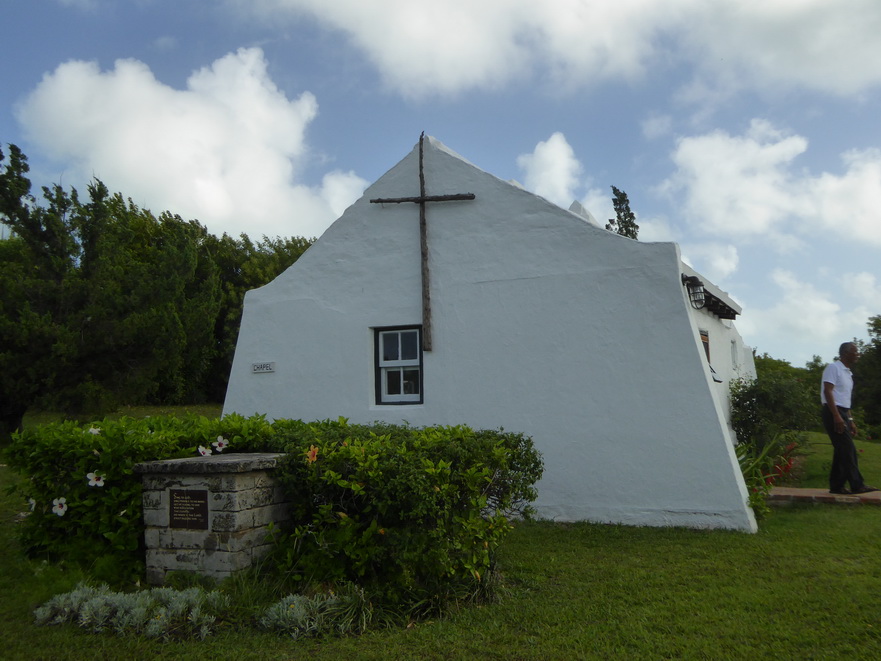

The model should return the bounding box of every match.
[3,411,881,658]
[21,404,223,428]
[790,430,881,489]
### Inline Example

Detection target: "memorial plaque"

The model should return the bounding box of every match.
[169,489,209,530]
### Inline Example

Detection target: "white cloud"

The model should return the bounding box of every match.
[680,243,739,282]
[737,269,876,364]
[842,272,881,309]
[516,132,583,208]
[737,270,841,358]
[634,216,676,243]
[320,170,369,218]
[579,187,614,228]
[235,0,680,96]
[682,1,881,98]
[235,1,881,98]
[841,272,881,337]
[641,114,673,140]
[16,48,366,239]
[810,149,881,244]
[661,120,881,248]
[661,119,807,239]
[576,188,674,243]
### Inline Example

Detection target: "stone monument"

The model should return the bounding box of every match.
[135,452,289,585]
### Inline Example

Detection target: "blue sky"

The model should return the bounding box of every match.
[3,0,881,367]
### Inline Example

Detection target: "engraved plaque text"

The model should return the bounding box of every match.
[169,489,209,530]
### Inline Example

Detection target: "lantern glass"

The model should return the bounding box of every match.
[682,274,706,310]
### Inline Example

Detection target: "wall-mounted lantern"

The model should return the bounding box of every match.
[681,274,706,310]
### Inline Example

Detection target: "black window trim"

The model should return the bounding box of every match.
[374,324,424,405]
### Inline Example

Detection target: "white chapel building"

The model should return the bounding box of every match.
[223,136,758,532]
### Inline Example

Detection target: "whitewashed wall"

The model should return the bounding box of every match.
[684,289,757,436]
[224,137,757,532]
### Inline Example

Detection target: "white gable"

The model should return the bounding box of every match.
[224,136,757,532]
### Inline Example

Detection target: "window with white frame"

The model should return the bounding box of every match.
[375,326,423,404]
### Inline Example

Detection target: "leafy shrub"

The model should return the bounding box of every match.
[730,363,812,517]
[730,371,814,451]
[6,414,542,614]
[264,421,543,612]
[736,434,800,518]
[849,408,881,442]
[4,413,273,581]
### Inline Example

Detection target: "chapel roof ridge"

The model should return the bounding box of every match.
[421,134,480,170]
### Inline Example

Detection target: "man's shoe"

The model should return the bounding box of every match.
[830,488,852,495]
[852,485,879,494]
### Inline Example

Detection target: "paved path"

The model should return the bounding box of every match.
[769,486,881,505]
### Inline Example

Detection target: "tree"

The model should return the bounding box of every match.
[0,146,221,438]
[730,353,816,448]
[0,145,75,439]
[854,315,881,429]
[0,144,314,439]
[55,185,222,409]
[0,235,59,440]
[805,354,825,378]
[605,186,639,239]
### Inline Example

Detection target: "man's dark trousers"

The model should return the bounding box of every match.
[822,405,865,492]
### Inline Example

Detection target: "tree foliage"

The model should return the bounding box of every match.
[0,145,311,439]
[855,315,881,431]
[605,186,639,239]
[730,353,816,451]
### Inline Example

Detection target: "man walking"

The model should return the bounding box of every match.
[821,342,877,495]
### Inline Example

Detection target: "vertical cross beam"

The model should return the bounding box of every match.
[369,134,475,351]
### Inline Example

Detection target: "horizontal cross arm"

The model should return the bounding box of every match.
[369,193,476,204]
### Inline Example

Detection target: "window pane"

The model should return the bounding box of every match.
[700,331,710,362]
[400,330,418,360]
[402,368,420,394]
[382,332,399,362]
[386,369,401,395]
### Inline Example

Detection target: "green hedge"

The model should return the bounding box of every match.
[4,416,542,606]
[4,414,275,582]
[266,421,543,608]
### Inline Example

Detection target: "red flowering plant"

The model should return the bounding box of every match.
[765,441,799,486]
[730,366,812,518]
[736,433,803,518]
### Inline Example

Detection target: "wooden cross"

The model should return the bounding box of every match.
[369,133,475,351]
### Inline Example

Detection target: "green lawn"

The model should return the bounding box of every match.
[793,430,881,489]
[21,404,224,428]
[3,416,881,659]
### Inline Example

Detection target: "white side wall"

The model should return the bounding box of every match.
[687,305,757,435]
[224,138,757,532]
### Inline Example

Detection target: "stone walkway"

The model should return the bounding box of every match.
[769,486,881,506]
